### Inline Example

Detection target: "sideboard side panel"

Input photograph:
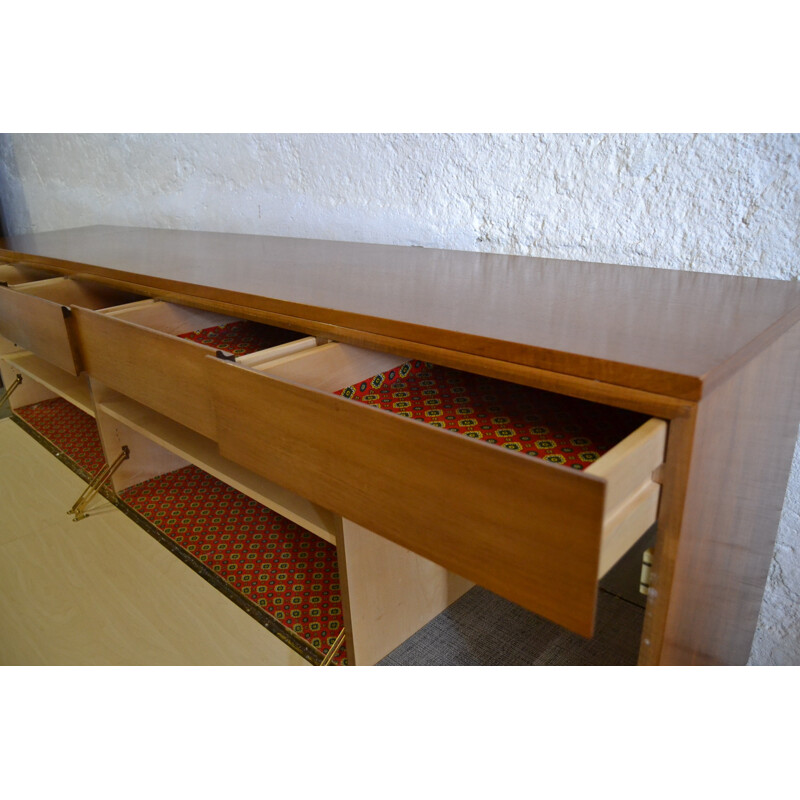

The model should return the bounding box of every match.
[655,322,800,664]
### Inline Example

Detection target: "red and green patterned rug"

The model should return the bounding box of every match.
[14,396,345,665]
[177,319,305,356]
[121,465,346,664]
[335,360,646,470]
[15,397,107,476]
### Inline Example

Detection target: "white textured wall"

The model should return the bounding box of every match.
[1,132,798,663]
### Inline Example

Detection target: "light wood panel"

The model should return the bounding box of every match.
[253,341,408,389]
[642,321,800,664]
[0,359,58,410]
[103,298,234,334]
[338,519,473,666]
[94,404,189,493]
[5,225,800,398]
[588,417,666,520]
[96,392,339,543]
[2,352,94,416]
[12,276,140,309]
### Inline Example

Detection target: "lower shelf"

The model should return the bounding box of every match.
[12,398,347,665]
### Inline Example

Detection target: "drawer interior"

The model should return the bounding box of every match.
[0,262,58,285]
[104,299,312,358]
[331,354,649,469]
[13,276,142,309]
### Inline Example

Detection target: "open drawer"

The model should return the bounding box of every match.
[206,342,667,637]
[0,277,142,374]
[0,262,59,286]
[71,299,318,440]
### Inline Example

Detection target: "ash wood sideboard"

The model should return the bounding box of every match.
[2,225,799,665]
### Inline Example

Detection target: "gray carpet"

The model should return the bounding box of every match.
[378,587,644,666]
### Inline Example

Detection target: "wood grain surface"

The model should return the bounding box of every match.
[72,306,222,439]
[5,226,800,399]
[642,321,800,664]
[339,519,473,665]
[209,356,611,636]
[0,284,81,374]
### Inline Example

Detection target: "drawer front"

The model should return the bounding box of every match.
[207,355,610,636]
[0,285,80,374]
[72,306,219,439]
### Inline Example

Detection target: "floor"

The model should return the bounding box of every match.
[0,400,646,666]
[0,417,308,665]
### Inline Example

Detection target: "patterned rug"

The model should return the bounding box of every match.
[177,320,305,356]
[336,360,647,470]
[14,397,345,665]
[15,397,107,475]
[121,466,346,664]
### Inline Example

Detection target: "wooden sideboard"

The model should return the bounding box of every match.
[2,225,799,665]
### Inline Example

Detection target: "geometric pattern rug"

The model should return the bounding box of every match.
[177,320,305,356]
[15,397,107,476]
[336,359,647,470]
[14,397,346,665]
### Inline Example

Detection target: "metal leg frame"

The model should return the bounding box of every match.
[0,373,23,408]
[68,445,130,522]
[319,627,347,666]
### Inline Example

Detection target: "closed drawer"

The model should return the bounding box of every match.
[0,277,143,375]
[207,342,667,636]
[72,299,318,440]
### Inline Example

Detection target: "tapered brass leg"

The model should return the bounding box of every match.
[69,445,130,521]
[0,374,23,408]
[319,627,347,666]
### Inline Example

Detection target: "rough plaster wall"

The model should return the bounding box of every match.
[1,132,798,663]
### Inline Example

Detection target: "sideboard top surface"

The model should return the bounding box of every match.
[3,225,799,400]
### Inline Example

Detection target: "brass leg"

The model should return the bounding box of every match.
[69,446,130,521]
[319,627,347,666]
[0,374,23,408]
